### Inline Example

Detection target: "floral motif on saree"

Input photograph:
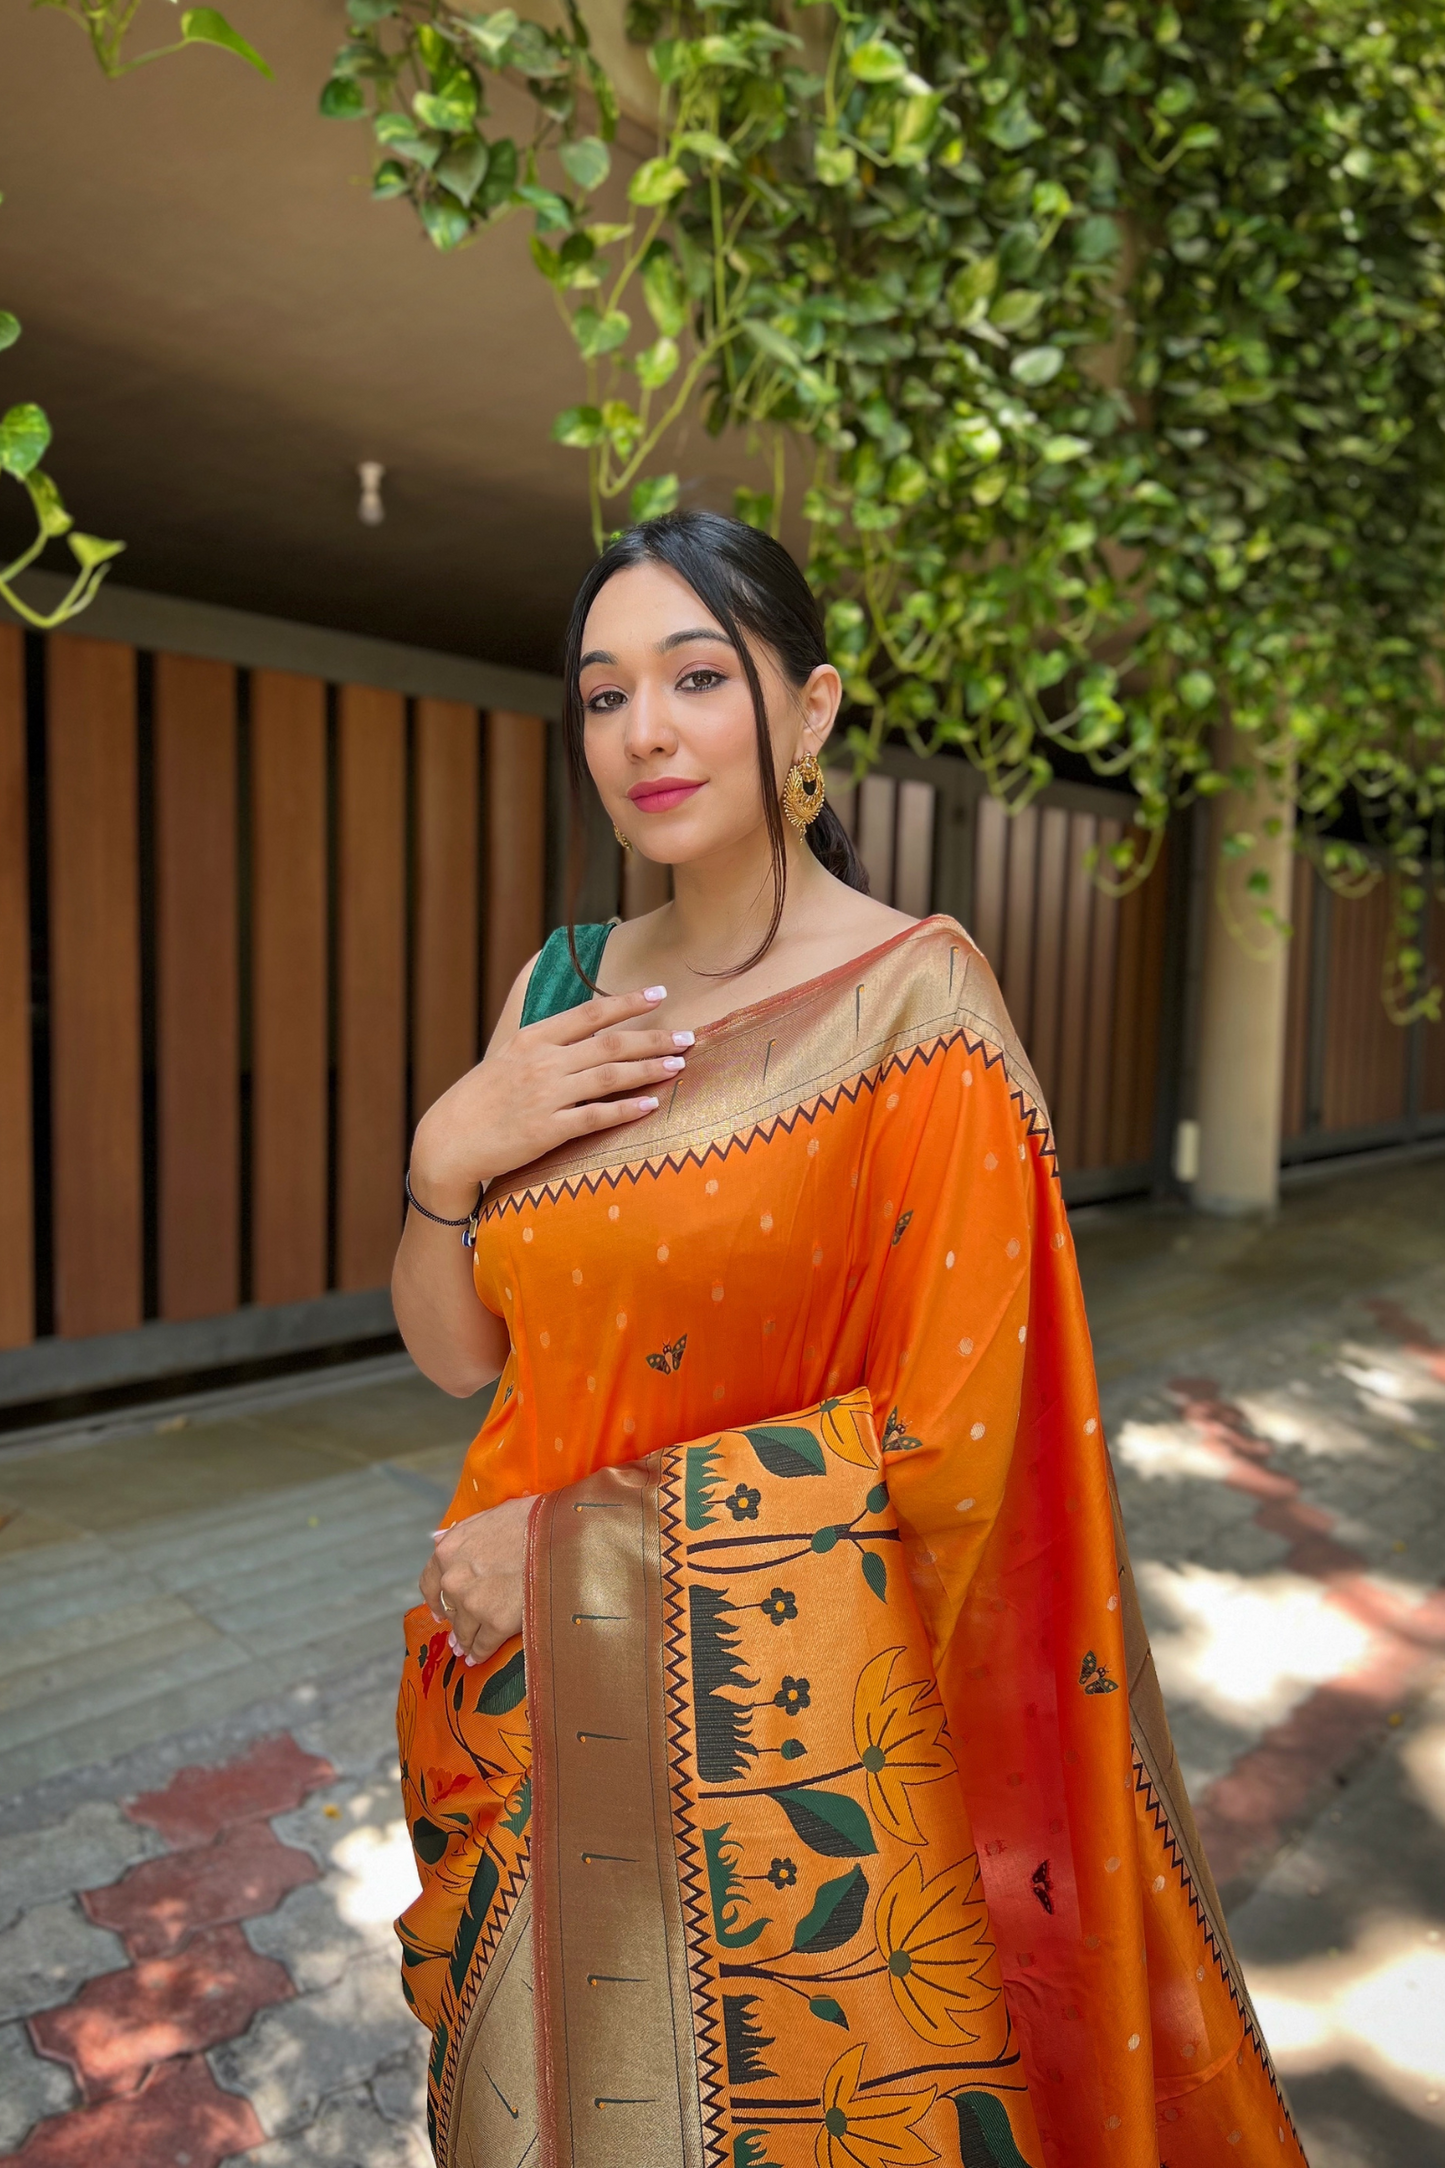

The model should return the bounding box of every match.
[396,916,1309,2168]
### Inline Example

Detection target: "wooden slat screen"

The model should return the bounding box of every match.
[1422,900,1445,1117]
[0,640,556,1366]
[483,710,547,1032]
[250,670,329,1307]
[154,654,240,1322]
[47,637,144,1339]
[1280,854,1315,1143]
[1320,881,1410,1132]
[336,685,407,1291]
[413,698,481,1116]
[0,626,32,1348]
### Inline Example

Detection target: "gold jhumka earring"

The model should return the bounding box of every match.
[613,825,631,850]
[782,752,824,834]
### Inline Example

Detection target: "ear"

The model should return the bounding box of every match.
[796,663,843,760]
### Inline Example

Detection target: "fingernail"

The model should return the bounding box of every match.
[638,1095,660,1110]
[464,1655,478,1667]
[672,1031,695,1048]
[643,985,667,1001]
[662,1055,686,1072]
[431,1529,446,1541]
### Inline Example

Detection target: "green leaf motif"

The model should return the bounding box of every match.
[572,306,630,360]
[0,312,19,353]
[860,1549,888,1602]
[629,157,687,207]
[180,9,272,76]
[791,1864,869,1952]
[68,531,124,572]
[320,76,365,119]
[560,135,610,192]
[420,198,470,251]
[27,472,72,539]
[0,404,51,480]
[630,472,680,521]
[775,1787,876,1858]
[477,1646,526,1716]
[744,1426,826,1479]
[809,1995,849,2028]
[414,85,478,134]
[635,336,680,390]
[641,247,688,337]
[1010,346,1064,388]
[955,2090,1034,2168]
[437,139,490,207]
[848,38,908,83]
[411,1815,450,1865]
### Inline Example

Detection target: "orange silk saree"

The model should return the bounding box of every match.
[396,915,1306,2168]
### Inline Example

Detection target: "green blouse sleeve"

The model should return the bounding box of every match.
[520,922,615,1026]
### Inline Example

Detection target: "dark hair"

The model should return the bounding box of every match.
[561,509,869,979]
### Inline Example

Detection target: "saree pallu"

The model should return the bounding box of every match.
[396,915,1307,2168]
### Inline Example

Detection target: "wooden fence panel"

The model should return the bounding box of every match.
[0,626,32,1348]
[970,792,1007,971]
[1280,855,1315,1142]
[1053,814,1096,1172]
[1320,883,1409,1133]
[1028,806,1069,1114]
[47,637,143,1338]
[1080,818,1122,1169]
[413,699,480,1115]
[894,781,935,920]
[1422,900,1445,1117]
[484,711,548,1032]
[336,685,407,1291]
[1000,802,1038,1030]
[250,671,328,1307]
[154,654,240,1322]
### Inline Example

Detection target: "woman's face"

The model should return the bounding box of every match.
[578,560,840,864]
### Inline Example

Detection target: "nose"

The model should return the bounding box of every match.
[622,677,679,761]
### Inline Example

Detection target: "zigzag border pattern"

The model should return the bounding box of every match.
[1131,1745,1304,2151]
[428,1828,532,2163]
[657,1451,732,2168]
[483,1022,1057,1223]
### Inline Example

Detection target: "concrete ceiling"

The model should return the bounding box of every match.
[0,0,750,669]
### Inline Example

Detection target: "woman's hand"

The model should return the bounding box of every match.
[421,1497,535,1669]
[407,983,693,1212]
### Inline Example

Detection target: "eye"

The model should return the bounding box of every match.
[584,687,627,714]
[678,666,727,693]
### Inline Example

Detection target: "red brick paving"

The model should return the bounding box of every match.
[28,1922,293,2101]
[1170,1376,1445,1883]
[0,2051,264,2167]
[126,1732,333,1849]
[82,1818,320,1958]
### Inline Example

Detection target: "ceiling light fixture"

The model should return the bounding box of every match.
[357,461,386,526]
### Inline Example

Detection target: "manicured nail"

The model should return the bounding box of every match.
[643,985,667,1002]
[672,1031,695,1048]
[638,1095,660,1111]
[662,1055,686,1072]
[431,1529,446,1541]
[464,1655,478,1668]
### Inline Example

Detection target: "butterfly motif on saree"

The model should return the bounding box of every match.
[647,1333,688,1374]
[1079,1648,1119,1695]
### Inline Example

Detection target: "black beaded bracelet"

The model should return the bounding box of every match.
[405,1169,483,1229]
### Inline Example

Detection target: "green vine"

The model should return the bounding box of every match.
[3,3,269,629]
[324,0,1445,1019]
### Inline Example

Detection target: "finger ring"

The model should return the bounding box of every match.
[438,1589,453,1617]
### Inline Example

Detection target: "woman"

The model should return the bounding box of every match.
[391,511,1305,2168]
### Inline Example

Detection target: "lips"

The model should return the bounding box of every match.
[627,778,704,813]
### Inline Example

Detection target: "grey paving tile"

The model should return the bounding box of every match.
[0,1898,125,2025]
[216,2079,432,2168]
[0,2018,76,2151]
[0,1799,164,1932]
[211,1947,420,2137]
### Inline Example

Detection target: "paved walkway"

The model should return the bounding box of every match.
[0,1152,1442,2166]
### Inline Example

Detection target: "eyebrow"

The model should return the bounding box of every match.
[578,626,735,671]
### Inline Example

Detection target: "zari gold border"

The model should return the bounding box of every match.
[485,916,1050,1216]
[527,1458,706,2168]
[444,1881,539,2168]
[1108,1465,1301,2141]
